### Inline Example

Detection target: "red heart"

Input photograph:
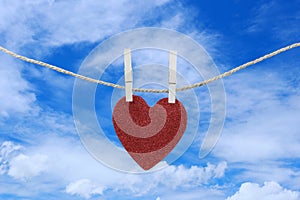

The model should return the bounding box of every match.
[112,95,187,170]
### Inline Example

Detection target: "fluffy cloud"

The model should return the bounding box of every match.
[0,0,172,48]
[0,140,227,199]
[155,162,227,188]
[8,153,48,180]
[0,56,37,118]
[66,179,105,199]
[213,71,300,163]
[126,161,226,195]
[0,141,22,160]
[1,141,48,180]
[227,181,300,200]
[208,69,300,189]
[65,161,227,199]
[0,141,22,175]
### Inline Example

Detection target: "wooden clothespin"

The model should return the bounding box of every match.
[124,48,133,102]
[168,50,177,103]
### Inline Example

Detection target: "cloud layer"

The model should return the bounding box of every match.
[0,140,227,199]
[0,0,173,48]
[227,182,300,200]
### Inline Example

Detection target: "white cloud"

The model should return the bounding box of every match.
[213,71,300,162]
[214,161,227,178]
[227,181,300,200]
[228,162,300,191]
[162,162,225,187]
[8,153,48,180]
[65,161,227,199]
[209,67,300,190]
[12,108,76,139]
[0,141,22,175]
[0,56,37,118]
[0,141,22,161]
[66,179,105,199]
[0,0,171,48]
[160,14,185,30]
[0,138,227,199]
[1,141,48,181]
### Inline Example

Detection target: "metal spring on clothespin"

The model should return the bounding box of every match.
[124,48,133,102]
[168,50,177,103]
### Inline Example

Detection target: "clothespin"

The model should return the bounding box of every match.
[168,50,177,103]
[124,48,133,102]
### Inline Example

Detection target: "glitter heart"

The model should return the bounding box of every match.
[112,95,187,170]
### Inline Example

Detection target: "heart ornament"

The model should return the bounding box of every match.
[113,95,187,170]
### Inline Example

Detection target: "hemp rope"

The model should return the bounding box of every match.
[0,42,300,93]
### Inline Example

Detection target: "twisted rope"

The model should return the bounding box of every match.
[1,42,300,93]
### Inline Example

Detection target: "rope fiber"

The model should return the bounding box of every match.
[1,43,300,93]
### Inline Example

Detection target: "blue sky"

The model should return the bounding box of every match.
[0,0,300,199]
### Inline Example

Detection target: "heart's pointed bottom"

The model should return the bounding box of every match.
[129,134,182,170]
[113,95,187,170]
[129,151,168,170]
